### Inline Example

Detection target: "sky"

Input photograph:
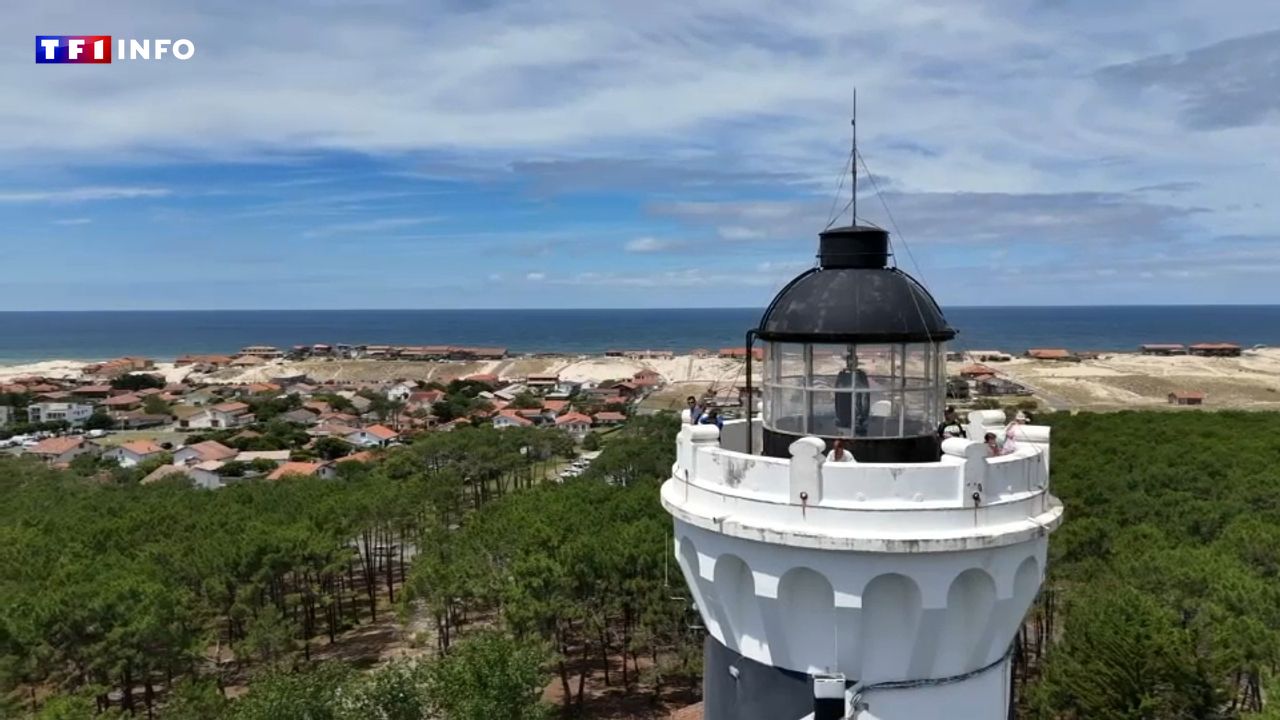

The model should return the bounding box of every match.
[1,0,1278,310]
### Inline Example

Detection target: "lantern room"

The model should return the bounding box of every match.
[752,225,956,463]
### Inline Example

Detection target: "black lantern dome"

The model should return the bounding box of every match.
[752,225,956,463]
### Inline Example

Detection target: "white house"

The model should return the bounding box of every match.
[554,412,594,440]
[267,461,337,480]
[0,405,12,428]
[386,382,416,402]
[104,440,166,468]
[344,424,399,448]
[189,461,228,489]
[493,410,534,429]
[26,402,94,427]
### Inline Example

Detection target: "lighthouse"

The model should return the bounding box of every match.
[661,225,1063,719]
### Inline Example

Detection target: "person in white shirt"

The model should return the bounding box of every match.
[826,439,855,463]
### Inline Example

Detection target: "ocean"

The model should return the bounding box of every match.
[1,306,1278,364]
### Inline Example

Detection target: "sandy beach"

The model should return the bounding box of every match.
[7,349,1280,412]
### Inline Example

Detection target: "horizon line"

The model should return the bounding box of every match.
[3,303,1280,313]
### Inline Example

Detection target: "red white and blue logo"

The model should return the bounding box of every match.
[36,35,113,64]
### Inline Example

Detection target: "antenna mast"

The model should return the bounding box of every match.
[851,88,857,225]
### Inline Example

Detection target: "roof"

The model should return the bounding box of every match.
[237,450,291,462]
[74,384,113,393]
[594,411,627,422]
[357,424,399,441]
[542,399,569,413]
[958,363,996,376]
[1170,390,1206,399]
[495,410,534,427]
[268,462,327,480]
[555,412,593,426]
[101,394,141,406]
[212,401,250,414]
[141,465,191,485]
[181,440,238,462]
[335,450,375,464]
[1142,343,1185,349]
[192,460,226,472]
[1189,342,1241,350]
[119,440,164,456]
[29,436,85,456]
[1027,348,1072,359]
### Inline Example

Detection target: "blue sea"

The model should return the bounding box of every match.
[1,306,1278,364]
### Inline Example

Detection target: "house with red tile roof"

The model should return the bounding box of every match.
[27,436,97,465]
[335,450,376,464]
[100,393,143,411]
[345,424,399,448]
[1025,348,1074,361]
[267,461,336,481]
[633,369,662,386]
[542,399,570,415]
[104,440,167,468]
[309,422,360,439]
[173,440,238,466]
[593,411,627,426]
[555,412,594,439]
[1169,390,1206,406]
[179,401,253,430]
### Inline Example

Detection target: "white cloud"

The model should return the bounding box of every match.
[624,236,679,253]
[0,186,169,203]
[303,217,436,238]
[526,272,546,281]
[52,217,93,225]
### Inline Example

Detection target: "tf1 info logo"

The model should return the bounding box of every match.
[35,36,195,64]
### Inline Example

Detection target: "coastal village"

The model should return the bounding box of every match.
[2,339,1275,482]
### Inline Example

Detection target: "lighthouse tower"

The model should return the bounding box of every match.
[661,225,1062,720]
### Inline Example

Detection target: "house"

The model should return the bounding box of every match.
[173,440,238,466]
[611,381,641,398]
[71,384,113,399]
[958,364,998,378]
[1169,391,1206,406]
[174,354,235,368]
[0,405,11,427]
[718,347,765,361]
[180,401,253,429]
[230,355,267,368]
[309,422,359,438]
[386,382,416,402]
[236,450,291,465]
[104,440,166,468]
[26,402,95,427]
[555,412,594,440]
[526,374,560,391]
[493,410,534,429]
[189,461,229,489]
[345,424,399,448]
[335,450,376,465]
[978,377,1032,397]
[267,461,336,481]
[1025,348,1074,361]
[238,345,283,358]
[114,411,170,429]
[542,399,570,415]
[280,409,320,426]
[1141,344,1186,356]
[407,389,445,410]
[968,350,1012,363]
[27,436,97,465]
[141,464,194,486]
[99,393,143,411]
[593,411,627,426]
[1188,343,1242,358]
[348,395,373,414]
[633,369,662,386]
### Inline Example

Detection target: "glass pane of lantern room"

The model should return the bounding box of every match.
[765,342,807,434]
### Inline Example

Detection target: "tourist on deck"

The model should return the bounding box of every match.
[983,432,1003,456]
[686,396,705,423]
[698,407,724,430]
[938,406,966,439]
[827,439,854,463]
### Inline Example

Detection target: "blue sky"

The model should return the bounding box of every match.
[2,0,1278,309]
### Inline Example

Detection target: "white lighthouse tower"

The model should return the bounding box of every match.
[661,225,1063,720]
